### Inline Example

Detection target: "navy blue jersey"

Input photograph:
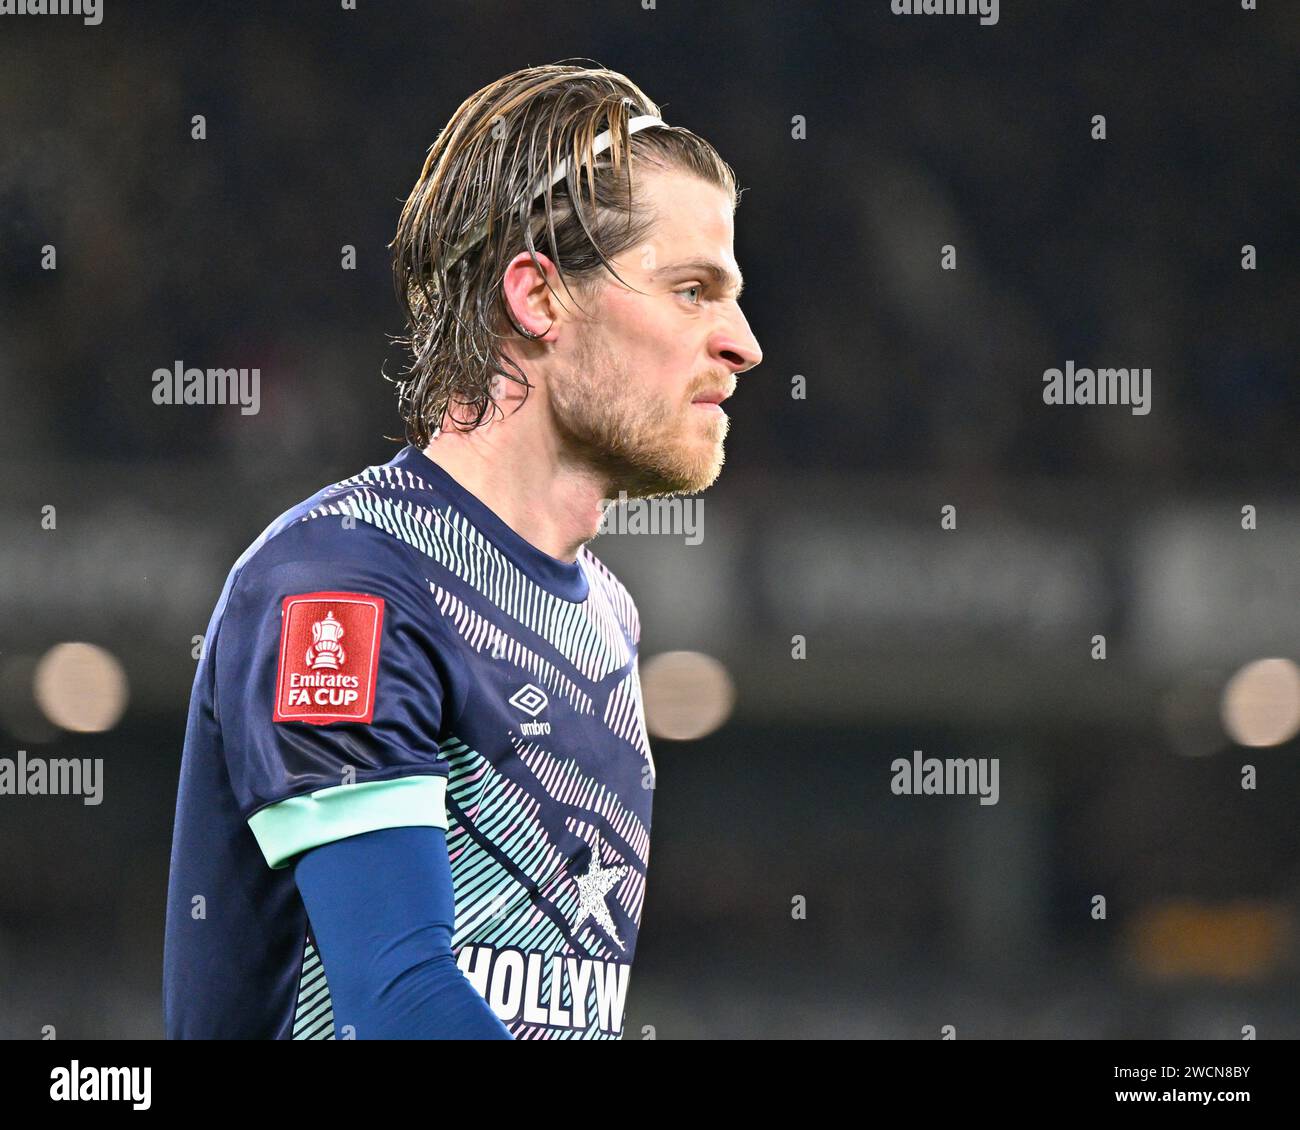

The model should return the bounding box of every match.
[163,445,655,1039]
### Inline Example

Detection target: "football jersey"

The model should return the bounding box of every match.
[163,444,655,1039]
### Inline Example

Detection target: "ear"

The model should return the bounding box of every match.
[501,251,562,342]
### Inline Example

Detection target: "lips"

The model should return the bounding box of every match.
[691,385,734,406]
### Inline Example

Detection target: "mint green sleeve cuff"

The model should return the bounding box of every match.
[247,775,449,870]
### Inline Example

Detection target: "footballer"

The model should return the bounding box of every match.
[162,62,762,1039]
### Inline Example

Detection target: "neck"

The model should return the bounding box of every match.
[420,398,608,564]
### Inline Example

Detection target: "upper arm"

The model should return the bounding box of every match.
[215,517,458,869]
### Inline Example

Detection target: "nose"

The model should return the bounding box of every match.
[710,307,763,375]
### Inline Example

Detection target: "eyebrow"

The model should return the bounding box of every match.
[651,258,745,300]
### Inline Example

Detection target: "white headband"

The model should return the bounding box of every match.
[439,114,667,276]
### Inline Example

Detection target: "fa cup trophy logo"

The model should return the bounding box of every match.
[306,611,346,670]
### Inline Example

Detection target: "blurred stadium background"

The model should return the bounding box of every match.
[1,1,1298,1038]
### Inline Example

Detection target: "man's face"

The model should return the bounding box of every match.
[546,167,762,498]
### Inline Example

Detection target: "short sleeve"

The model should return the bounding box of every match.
[214,516,459,870]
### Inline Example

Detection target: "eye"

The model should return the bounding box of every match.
[676,284,703,305]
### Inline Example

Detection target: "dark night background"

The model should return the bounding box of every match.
[1,0,1298,1038]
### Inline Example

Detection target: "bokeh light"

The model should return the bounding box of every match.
[641,651,735,741]
[1220,658,1300,748]
[33,643,129,734]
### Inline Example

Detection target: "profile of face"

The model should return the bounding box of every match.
[544,168,763,498]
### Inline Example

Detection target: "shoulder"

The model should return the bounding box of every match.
[214,458,444,631]
[207,461,468,712]
[579,546,642,647]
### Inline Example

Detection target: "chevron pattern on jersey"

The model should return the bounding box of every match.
[442,733,635,1038]
[429,582,594,715]
[442,736,636,957]
[603,664,655,777]
[291,937,336,1040]
[509,733,651,869]
[319,459,432,498]
[581,547,641,646]
[285,457,648,1039]
[303,487,633,682]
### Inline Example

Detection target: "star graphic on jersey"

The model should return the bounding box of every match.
[571,833,628,951]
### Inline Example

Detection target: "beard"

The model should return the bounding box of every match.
[547,331,730,499]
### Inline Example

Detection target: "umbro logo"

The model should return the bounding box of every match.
[508,684,548,717]
[508,683,551,736]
